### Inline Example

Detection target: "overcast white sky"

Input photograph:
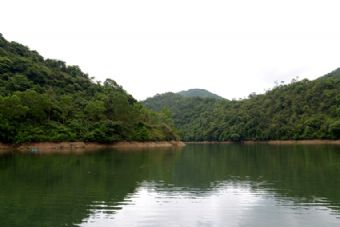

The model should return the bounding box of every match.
[1,0,340,100]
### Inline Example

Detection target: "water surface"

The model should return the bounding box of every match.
[1,144,340,227]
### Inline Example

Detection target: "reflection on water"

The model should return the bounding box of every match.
[0,144,340,227]
[82,181,340,227]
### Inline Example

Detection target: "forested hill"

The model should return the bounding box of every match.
[143,69,340,141]
[0,34,178,143]
[178,89,223,99]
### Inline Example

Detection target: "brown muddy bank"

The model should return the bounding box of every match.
[0,143,11,154]
[0,141,185,154]
[186,140,340,145]
[249,140,340,145]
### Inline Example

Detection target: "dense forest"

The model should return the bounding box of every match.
[143,70,340,141]
[2,33,340,144]
[0,34,178,143]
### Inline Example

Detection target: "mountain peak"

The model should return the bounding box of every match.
[177,89,223,99]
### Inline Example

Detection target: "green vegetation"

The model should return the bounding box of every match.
[0,34,178,143]
[143,70,340,141]
[177,88,223,99]
[2,33,340,143]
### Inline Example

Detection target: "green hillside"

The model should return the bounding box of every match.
[178,89,223,99]
[143,69,340,141]
[0,34,178,143]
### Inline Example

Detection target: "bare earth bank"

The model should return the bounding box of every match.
[186,140,340,145]
[2,140,340,154]
[0,141,185,154]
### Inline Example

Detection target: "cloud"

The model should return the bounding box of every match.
[1,0,340,100]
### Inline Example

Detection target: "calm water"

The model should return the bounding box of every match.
[1,144,340,227]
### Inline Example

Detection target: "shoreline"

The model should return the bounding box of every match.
[1,139,340,154]
[186,140,340,145]
[0,141,185,154]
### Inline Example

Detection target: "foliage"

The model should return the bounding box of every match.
[143,69,340,141]
[0,34,178,143]
[177,89,223,99]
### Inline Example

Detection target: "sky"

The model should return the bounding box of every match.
[1,0,340,100]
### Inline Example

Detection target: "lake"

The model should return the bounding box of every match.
[1,144,340,227]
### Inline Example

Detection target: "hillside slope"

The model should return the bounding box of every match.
[178,89,224,99]
[143,70,340,141]
[0,34,178,143]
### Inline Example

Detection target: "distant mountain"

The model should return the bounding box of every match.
[143,70,340,141]
[177,89,224,99]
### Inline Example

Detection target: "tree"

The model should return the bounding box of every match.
[84,100,106,121]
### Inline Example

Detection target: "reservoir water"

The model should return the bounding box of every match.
[1,144,340,227]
